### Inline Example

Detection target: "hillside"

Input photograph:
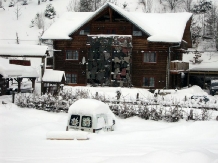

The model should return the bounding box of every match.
[0,0,217,45]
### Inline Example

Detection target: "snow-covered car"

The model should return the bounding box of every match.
[210,79,218,96]
[190,95,209,103]
[66,99,116,133]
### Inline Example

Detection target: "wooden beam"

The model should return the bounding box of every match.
[109,8,113,22]
[0,55,46,58]
[30,78,36,92]
[189,71,218,75]
[17,78,23,93]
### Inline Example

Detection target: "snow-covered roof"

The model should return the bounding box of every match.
[42,3,192,43]
[68,99,115,118]
[0,58,39,78]
[0,44,48,57]
[185,58,218,71]
[183,43,218,72]
[42,69,66,82]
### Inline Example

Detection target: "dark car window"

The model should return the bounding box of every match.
[69,115,80,126]
[81,116,92,128]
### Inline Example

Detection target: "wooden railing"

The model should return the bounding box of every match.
[170,61,189,71]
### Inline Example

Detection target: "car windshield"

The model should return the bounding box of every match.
[81,116,92,128]
[69,115,80,126]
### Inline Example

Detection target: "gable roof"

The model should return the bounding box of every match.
[0,44,48,57]
[42,3,192,43]
[42,69,66,83]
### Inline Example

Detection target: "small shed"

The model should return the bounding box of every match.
[0,58,39,95]
[42,69,66,95]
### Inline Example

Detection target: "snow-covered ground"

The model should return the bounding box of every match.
[1,85,218,163]
[1,1,218,161]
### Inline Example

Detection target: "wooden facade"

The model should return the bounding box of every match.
[51,6,192,89]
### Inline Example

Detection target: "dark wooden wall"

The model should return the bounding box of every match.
[53,6,191,88]
[182,18,192,48]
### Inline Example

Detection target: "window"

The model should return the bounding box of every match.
[69,115,80,126]
[66,50,79,60]
[66,73,77,84]
[81,116,92,128]
[143,77,155,87]
[133,25,143,36]
[79,26,90,35]
[143,52,156,63]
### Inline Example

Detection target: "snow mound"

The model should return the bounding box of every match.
[46,131,89,140]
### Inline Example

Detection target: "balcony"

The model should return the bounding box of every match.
[170,61,189,74]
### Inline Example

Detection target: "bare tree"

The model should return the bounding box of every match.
[66,0,79,12]
[0,0,5,10]
[35,13,45,29]
[162,0,184,12]
[183,0,193,12]
[146,0,153,13]
[80,0,117,12]
[14,4,22,20]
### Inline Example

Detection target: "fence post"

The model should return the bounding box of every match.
[12,90,15,103]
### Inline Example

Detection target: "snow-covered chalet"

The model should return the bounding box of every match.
[42,2,192,89]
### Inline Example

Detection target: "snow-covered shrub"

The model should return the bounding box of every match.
[44,4,56,19]
[162,106,183,122]
[138,105,150,120]
[74,89,90,99]
[149,107,163,121]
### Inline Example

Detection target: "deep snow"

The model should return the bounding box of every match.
[1,0,218,162]
[0,86,218,163]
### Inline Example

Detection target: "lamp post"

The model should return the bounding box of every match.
[40,63,44,95]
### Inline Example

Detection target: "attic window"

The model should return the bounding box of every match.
[133,25,143,36]
[79,26,90,35]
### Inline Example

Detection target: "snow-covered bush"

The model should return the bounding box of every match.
[44,4,56,19]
